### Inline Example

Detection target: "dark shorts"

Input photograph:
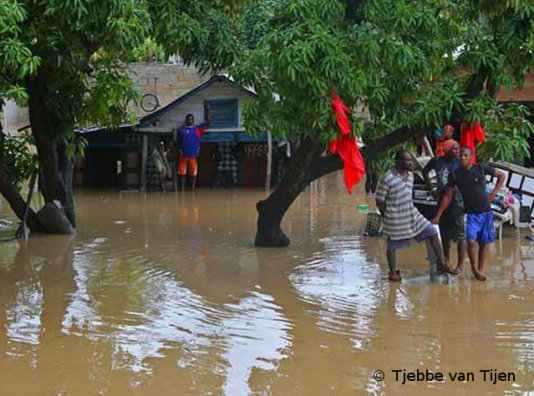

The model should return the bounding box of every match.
[439,207,465,242]
[387,224,437,251]
[466,211,495,244]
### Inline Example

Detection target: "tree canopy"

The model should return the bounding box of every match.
[2,0,532,161]
[0,0,533,239]
[229,0,534,162]
[0,0,244,127]
[0,0,242,231]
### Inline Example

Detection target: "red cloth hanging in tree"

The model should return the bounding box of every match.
[329,90,366,193]
[330,135,366,194]
[330,90,352,135]
[460,122,485,164]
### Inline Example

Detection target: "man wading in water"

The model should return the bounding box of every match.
[422,139,466,272]
[376,150,455,281]
[432,147,505,281]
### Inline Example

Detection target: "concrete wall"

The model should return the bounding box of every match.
[1,100,30,135]
[139,79,254,133]
[127,62,210,117]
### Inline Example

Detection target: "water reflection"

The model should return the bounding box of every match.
[61,237,292,393]
[0,175,532,394]
[221,291,292,395]
[290,235,385,350]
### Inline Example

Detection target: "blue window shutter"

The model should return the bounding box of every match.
[206,99,238,127]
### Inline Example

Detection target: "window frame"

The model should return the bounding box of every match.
[205,99,239,128]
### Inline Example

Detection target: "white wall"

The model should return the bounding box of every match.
[1,100,30,135]
[139,80,254,133]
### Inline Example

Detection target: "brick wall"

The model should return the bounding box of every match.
[498,71,534,102]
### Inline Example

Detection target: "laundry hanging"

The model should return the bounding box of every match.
[460,122,485,163]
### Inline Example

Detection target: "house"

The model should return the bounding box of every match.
[77,75,287,190]
[1,61,206,137]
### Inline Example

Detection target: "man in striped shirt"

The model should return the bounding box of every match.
[376,150,454,281]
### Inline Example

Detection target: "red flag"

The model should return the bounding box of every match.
[330,90,366,193]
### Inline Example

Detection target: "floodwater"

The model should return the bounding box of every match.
[0,174,533,395]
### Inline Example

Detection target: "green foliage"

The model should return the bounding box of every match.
[0,0,244,129]
[476,103,534,163]
[0,0,41,105]
[131,37,167,63]
[150,0,247,73]
[1,0,533,190]
[65,134,88,160]
[232,0,534,159]
[0,0,243,192]
[2,130,38,188]
[81,67,140,127]
[241,0,281,49]
[368,150,395,178]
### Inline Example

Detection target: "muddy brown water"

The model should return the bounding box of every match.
[0,174,533,395]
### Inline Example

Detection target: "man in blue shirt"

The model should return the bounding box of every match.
[176,104,211,191]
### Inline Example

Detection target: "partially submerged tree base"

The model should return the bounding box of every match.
[254,137,324,247]
[254,200,290,247]
[36,201,75,235]
[0,163,74,236]
[254,228,290,247]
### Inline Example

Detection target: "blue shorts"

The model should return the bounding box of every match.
[466,211,495,244]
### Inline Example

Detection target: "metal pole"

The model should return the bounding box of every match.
[15,170,37,240]
[140,134,148,192]
[423,136,434,158]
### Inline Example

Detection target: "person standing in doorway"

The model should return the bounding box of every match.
[422,139,466,272]
[152,141,171,191]
[376,150,455,281]
[176,103,211,191]
[432,147,505,281]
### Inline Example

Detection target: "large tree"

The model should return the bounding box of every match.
[0,0,241,233]
[1,0,533,244]
[228,0,534,246]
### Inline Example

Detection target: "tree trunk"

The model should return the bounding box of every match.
[254,126,422,247]
[0,163,43,232]
[0,117,4,164]
[27,70,76,232]
[255,137,324,247]
[0,114,44,232]
[265,131,272,190]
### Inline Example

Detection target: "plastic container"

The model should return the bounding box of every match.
[357,203,369,212]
